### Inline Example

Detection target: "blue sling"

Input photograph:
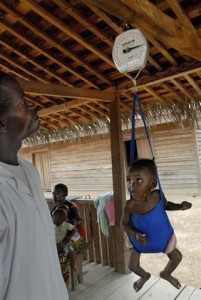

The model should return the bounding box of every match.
[128,91,173,253]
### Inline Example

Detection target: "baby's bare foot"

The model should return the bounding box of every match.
[133,272,151,292]
[160,271,181,289]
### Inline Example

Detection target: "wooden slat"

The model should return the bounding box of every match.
[107,227,116,268]
[90,206,102,264]
[100,232,109,266]
[166,0,199,37]
[184,74,201,94]
[140,279,185,299]
[84,204,94,262]
[19,79,115,101]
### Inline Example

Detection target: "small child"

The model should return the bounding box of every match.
[52,208,76,287]
[121,159,192,292]
[52,208,75,249]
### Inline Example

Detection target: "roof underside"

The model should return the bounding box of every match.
[0,0,201,143]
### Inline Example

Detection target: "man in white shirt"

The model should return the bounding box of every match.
[0,71,69,300]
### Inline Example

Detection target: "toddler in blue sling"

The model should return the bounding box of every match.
[121,159,192,292]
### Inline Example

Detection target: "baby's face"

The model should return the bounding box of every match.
[52,214,64,226]
[127,167,154,200]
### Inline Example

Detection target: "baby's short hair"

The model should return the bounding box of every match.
[52,208,67,219]
[128,159,157,178]
[57,204,69,214]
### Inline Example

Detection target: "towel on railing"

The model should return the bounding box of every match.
[94,192,115,237]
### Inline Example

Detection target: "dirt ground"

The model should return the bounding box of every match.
[139,193,201,288]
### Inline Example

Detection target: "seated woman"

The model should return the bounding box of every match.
[51,183,86,240]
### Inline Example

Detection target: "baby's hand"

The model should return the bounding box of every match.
[180,201,192,210]
[136,233,146,245]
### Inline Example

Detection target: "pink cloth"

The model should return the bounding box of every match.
[104,195,115,225]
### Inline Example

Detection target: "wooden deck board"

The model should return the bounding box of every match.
[69,262,201,300]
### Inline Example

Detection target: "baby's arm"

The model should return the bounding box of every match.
[163,194,192,211]
[121,200,146,245]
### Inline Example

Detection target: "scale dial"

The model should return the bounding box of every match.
[112,28,149,73]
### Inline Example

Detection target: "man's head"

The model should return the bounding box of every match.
[0,71,39,140]
[53,183,68,203]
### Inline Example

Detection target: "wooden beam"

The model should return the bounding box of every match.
[83,0,176,68]
[161,83,183,101]
[86,0,201,61]
[170,79,194,100]
[166,0,200,37]
[144,87,166,104]
[85,103,109,118]
[183,74,201,94]
[19,79,115,101]
[53,0,113,47]
[122,0,201,60]
[110,97,128,274]
[0,1,112,87]
[26,0,115,67]
[118,62,201,92]
[38,99,91,117]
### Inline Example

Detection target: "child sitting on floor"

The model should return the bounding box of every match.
[121,159,192,293]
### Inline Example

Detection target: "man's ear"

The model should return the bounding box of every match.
[0,120,7,133]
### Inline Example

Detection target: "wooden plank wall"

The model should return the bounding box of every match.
[195,128,201,192]
[20,123,200,197]
[49,138,113,198]
[153,126,199,194]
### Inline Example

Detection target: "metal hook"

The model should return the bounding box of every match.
[124,68,142,91]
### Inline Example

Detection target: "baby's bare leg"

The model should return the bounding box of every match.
[128,248,151,292]
[160,248,182,289]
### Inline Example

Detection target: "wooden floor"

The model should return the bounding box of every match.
[69,262,201,300]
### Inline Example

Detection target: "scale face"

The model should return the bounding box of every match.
[112,28,149,73]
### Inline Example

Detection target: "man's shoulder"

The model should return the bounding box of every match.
[18,157,38,173]
[18,157,33,167]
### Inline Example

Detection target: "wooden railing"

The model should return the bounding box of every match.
[47,198,116,268]
[75,199,116,268]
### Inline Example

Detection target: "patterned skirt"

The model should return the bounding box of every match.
[59,251,70,288]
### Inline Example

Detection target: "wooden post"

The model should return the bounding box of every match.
[110,97,129,274]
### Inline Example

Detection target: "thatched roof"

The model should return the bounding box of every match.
[1,0,201,144]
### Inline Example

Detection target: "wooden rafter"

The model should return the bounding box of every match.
[0,1,112,87]
[118,63,201,92]
[143,87,166,104]
[183,74,201,94]
[26,0,115,67]
[86,0,201,61]
[166,0,200,37]
[52,0,113,47]
[19,79,115,101]
[0,0,201,132]
[85,103,109,118]
[170,79,194,100]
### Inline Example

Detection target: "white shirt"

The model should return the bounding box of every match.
[55,222,74,244]
[0,157,69,300]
